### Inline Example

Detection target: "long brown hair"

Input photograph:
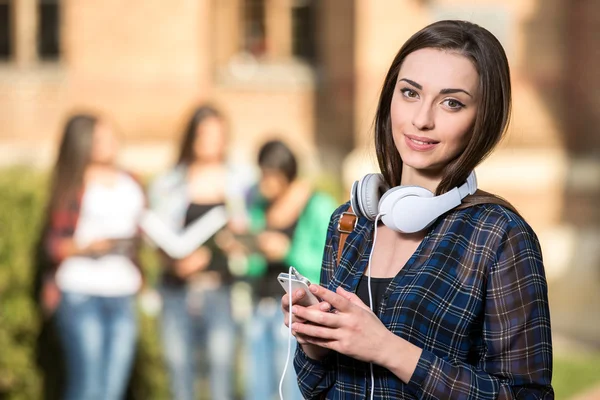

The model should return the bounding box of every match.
[374,20,515,211]
[176,105,225,166]
[47,114,97,212]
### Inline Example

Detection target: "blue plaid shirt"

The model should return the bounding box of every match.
[294,202,553,399]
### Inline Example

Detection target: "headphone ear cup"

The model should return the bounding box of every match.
[350,180,360,216]
[466,171,478,195]
[380,186,435,232]
[357,173,389,220]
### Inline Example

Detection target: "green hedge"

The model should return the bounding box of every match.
[0,167,168,399]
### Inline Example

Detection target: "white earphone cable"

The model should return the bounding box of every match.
[280,265,295,400]
[366,212,384,400]
[280,211,383,400]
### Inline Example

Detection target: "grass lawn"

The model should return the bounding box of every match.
[553,352,600,399]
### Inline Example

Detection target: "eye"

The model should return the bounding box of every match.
[400,88,419,99]
[442,98,465,110]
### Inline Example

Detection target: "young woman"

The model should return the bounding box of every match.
[148,105,250,400]
[282,20,553,399]
[41,114,145,400]
[241,140,336,400]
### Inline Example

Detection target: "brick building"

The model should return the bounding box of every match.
[1,0,599,341]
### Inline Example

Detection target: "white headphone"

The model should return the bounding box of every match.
[350,171,477,233]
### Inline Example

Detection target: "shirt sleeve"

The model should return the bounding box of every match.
[294,342,337,399]
[293,203,346,399]
[406,218,554,399]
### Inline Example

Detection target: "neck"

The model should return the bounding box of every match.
[400,166,441,193]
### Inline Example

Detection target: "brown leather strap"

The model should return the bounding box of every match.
[336,205,357,265]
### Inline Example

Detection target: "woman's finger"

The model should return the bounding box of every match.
[336,287,371,311]
[309,284,351,312]
[292,321,338,340]
[281,293,290,308]
[292,305,341,328]
[301,335,335,350]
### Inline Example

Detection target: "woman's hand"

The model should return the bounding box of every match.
[290,284,392,365]
[257,231,290,261]
[173,246,212,279]
[282,288,333,360]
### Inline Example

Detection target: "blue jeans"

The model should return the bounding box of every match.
[245,297,303,400]
[56,292,138,400]
[160,284,236,400]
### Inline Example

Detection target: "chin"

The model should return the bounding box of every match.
[402,158,446,175]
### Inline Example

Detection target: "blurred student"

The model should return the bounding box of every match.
[148,105,249,400]
[241,140,336,400]
[40,113,144,400]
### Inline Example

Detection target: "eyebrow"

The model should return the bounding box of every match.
[398,78,473,98]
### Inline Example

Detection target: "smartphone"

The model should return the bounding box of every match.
[278,267,320,307]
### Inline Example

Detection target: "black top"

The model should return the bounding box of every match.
[161,202,231,287]
[355,274,394,315]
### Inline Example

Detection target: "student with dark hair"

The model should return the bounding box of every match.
[238,139,336,400]
[282,20,554,399]
[148,105,251,400]
[40,113,145,400]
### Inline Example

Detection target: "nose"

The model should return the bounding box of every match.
[412,102,435,131]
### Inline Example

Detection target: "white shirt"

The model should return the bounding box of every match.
[56,173,144,296]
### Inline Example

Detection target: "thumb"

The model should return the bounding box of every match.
[336,286,370,310]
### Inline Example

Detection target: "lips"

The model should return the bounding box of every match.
[404,134,439,151]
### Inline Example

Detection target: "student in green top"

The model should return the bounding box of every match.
[241,139,336,400]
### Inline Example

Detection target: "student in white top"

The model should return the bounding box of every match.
[41,114,145,400]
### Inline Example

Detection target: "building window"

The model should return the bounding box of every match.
[291,0,316,63]
[0,0,10,60]
[38,0,60,59]
[243,0,266,57]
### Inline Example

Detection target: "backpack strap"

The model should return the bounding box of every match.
[336,205,357,266]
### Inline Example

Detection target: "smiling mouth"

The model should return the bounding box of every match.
[408,137,439,145]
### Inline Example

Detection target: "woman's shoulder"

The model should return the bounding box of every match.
[454,202,538,240]
[323,201,357,232]
[330,200,352,216]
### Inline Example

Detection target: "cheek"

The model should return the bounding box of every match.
[390,94,408,129]
[442,114,476,151]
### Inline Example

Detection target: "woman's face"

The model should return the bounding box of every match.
[90,121,118,165]
[259,168,290,201]
[193,116,226,162]
[390,48,479,176]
